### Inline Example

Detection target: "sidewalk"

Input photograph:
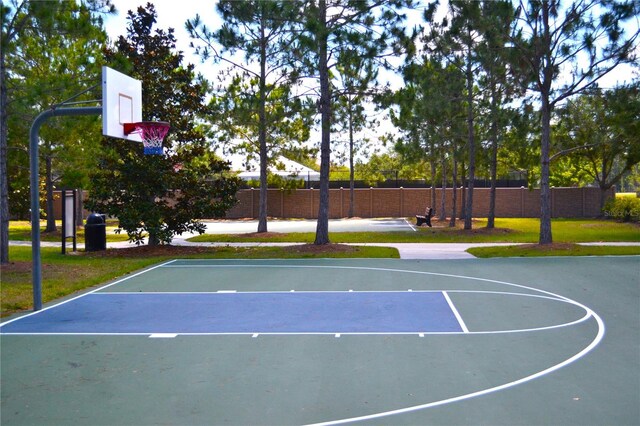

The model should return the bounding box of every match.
[11,239,640,260]
[10,239,495,259]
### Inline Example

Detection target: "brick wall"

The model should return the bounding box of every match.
[53,186,615,220]
[224,187,615,219]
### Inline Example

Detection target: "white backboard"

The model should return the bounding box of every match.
[102,66,142,142]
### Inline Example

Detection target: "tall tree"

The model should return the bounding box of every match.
[11,4,107,233]
[555,83,640,208]
[296,0,412,244]
[1,0,113,263]
[424,0,485,230]
[511,0,639,244]
[333,49,377,218]
[187,1,307,233]
[86,4,239,245]
[475,0,519,228]
[392,54,465,222]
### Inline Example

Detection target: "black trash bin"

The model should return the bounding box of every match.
[85,213,106,251]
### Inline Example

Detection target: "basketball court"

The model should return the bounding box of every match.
[16,66,638,425]
[2,256,638,425]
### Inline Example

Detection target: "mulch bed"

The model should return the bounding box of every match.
[76,243,358,258]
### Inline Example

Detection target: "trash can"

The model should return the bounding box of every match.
[84,213,106,251]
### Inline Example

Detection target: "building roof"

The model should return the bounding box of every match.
[227,154,320,181]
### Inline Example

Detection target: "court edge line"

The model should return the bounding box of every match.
[0,259,178,328]
[442,291,469,333]
[95,290,451,295]
[403,218,418,232]
[305,298,605,426]
[150,254,640,262]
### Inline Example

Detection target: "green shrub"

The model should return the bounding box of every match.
[246,174,306,191]
[603,197,640,222]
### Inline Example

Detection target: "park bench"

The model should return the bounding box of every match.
[415,207,433,227]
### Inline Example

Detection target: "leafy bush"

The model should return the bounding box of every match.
[246,173,306,191]
[603,196,640,222]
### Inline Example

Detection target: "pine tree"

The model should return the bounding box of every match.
[295,0,412,244]
[187,1,309,233]
[511,0,639,244]
[0,0,114,263]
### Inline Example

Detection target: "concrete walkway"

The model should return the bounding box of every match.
[10,239,484,259]
[11,239,640,260]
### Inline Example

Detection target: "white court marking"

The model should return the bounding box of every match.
[443,291,470,333]
[403,218,418,232]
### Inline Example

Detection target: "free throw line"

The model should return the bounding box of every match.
[443,291,469,333]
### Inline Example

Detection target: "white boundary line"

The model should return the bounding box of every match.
[403,218,418,232]
[0,259,177,328]
[95,290,445,295]
[442,291,469,333]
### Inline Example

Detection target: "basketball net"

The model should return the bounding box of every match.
[123,122,170,155]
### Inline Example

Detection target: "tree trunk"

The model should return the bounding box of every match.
[439,151,447,221]
[314,0,330,245]
[487,85,498,229]
[76,189,84,226]
[0,44,9,263]
[464,44,475,230]
[148,231,159,246]
[348,96,355,218]
[539,98,553,244]
[459,160,466,220]
[430,157,436,215]
[257,10,269,233]
[538,3,553,245]
[449,154,457,227]
[487,134,498,229]
[45,155,56,232]
[599,184,611,215]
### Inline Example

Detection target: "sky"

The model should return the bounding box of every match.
[103,0,221,76]
[102,0,639,164]
[103,0,639,87]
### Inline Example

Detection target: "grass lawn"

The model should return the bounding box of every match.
[9,220,129,243]
[189,218,640,244]
[0,244,398,317]
[468,243,640,258]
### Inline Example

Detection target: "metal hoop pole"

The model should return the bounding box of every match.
[30,106,101,311]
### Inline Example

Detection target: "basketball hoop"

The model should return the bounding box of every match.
[123,121,170,155]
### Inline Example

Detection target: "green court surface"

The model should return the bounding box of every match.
[1,257,638,425]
